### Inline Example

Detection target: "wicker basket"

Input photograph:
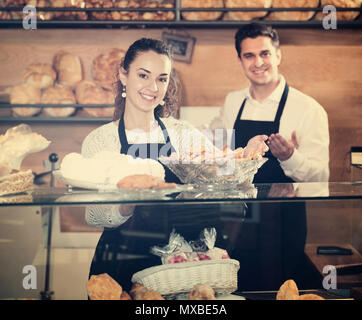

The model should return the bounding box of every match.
[131,259,240,298]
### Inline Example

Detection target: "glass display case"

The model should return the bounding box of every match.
[0,181,361,301]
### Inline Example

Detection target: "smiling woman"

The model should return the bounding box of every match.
[113,38,179,127]
[78,37,270,292]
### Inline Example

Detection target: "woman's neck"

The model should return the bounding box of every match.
[123,108,157,132]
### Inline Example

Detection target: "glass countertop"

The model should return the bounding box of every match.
[0,181,361,206]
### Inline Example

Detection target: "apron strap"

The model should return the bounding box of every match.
[118,111,176,156]
[274,83,289,125]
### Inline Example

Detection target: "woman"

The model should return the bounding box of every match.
[84,38,268,292]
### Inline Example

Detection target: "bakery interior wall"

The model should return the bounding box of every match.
[0,28,361,182]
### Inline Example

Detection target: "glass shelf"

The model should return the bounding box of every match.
[1,182,361,207]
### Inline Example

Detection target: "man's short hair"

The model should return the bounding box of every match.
[235,23,280,58]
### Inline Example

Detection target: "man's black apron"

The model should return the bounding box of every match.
[88,113,228,291]
[231,84,308,290]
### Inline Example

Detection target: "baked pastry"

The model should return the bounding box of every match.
[86,273,123,300]
[92,48,125,90]
[181,0,224,21]
[117,174,177,189]
[120,291,132,300]
[224,0,272,20]
[48,0,88,21]
[276,279,300,300]
[130,283,149,300]
[22,63,56,90]
[53,51,83,88]
[75,80,114,117]
[298,294,325,300]
[140,0,175,21]
[315,0,362,20]
[10,84,42,117]
[29,0,55,21]
[129,283,164,300]
[0,124,51,172]
[0,169,34,196]
[86,0,114,20]
[41,85,76,117]
[188,284,216,300]
[267,0,320,21]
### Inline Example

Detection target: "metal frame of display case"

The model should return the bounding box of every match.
[0,103,113,123]
[0,3,361,29]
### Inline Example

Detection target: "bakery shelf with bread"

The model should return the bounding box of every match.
[1,48,119,122]
[0,0,361,28]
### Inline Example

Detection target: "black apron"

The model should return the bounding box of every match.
[88,113,229,291]
[231,83,308,290]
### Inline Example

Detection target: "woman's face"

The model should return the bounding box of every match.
[120,50,172,114]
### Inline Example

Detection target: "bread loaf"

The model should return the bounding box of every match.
[22,63,56,90]
[41,85,76,117]
[92,48,125,90]
[267,0,320,21]
[49,0,87,21]
[315,0,361,20]
[86,0,114,20]
[0,169,34,196]
[53,51,83,88]
[86,274,123,300]
[75,80,114,117]
[224,0,272,20]
[140,0,175,21]
[32,0,55,21]
[181,0,224,21]
[10,84,42,117]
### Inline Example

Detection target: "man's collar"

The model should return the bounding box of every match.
[246,75,286,103]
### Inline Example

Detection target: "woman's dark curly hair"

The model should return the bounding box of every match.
[113,38,179,121]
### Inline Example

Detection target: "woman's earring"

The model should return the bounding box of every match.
[121,87,126,98]
[159,100,165,106]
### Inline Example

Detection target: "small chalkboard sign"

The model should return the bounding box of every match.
[162,32,196,63]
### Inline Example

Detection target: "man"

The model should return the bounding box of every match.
[214,23,329,183]
[210,23,330,290]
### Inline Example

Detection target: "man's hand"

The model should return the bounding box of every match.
[268,131,298,161]
[244,135,269,160]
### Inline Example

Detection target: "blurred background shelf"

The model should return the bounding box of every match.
[0,5,361,29]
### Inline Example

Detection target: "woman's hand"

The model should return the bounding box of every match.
[244,135,269,160]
